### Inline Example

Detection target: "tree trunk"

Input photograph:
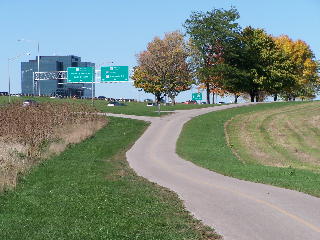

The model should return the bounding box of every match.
[171,97,176,105]
[250,93,255,102]
[168,93,175,105]
[206,83,210,104]
[274,94,278,101]
[234,94,238,103]
[155,93,162,103]
[212,92,215,104]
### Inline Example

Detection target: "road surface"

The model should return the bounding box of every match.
[105,103,320,240]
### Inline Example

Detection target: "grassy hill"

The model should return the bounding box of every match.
[0,117,220,240]
[226,102,320,172]
[177,101,320,197]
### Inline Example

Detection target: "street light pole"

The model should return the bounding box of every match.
[18,39,40,96]
[95,61,114,69]
[37,42,40,96]
[90,61,114,106]
[7,58,11,103]
[8,52,31,103]
[92,66,94,106]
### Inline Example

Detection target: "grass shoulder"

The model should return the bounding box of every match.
[226,102,320,172]
[0,96,218,117]
[177,101,320,197]
[0,117,220,240]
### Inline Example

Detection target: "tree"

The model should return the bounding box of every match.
[132,31,193,104]
[218,64,248,102]
[240,27,279,101]
[220,27,296,102]
[274,35,319,100]
[184,7,241,104]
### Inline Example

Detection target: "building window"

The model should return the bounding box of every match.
[71,62,78,67]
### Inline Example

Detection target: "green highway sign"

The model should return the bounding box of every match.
[192,92,202,101]
[67,67,94,83]
[101,66,129,82]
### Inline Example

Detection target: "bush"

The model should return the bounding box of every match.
[0,102,107,191]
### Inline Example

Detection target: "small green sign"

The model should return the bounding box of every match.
[101,66,129,82]
[67,67,95,83]
[192,93,202,101]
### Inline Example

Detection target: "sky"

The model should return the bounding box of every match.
[1,0,319,102]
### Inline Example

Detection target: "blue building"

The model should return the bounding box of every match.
[21,55,95,98]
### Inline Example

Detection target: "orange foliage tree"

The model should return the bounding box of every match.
[274,35,319,100]
[132,31,193,104]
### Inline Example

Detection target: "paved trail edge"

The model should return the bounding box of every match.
[106,103,320,240]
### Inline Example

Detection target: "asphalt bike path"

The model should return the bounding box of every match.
[104,103,320,240]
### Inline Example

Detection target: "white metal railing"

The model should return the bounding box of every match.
[34,70,133,83]
[34,71,67,80]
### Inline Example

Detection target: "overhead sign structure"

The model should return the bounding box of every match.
[101,66,129,82]
[192,92,202,101]
[67,67,95,83]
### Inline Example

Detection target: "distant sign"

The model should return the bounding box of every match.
[192,93,202,101]
[101,66,129,82]
[67,67,94,83]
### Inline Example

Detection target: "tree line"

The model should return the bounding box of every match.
[133,7,319,104]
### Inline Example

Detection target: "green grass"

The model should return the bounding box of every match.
[0,117,219,240]
[0,96,11,105]
[177,101,320,197]
[227,102,320,171]
[95,101,218,116]
[0,96,217,117]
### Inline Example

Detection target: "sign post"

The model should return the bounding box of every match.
[91,67,94,105]
[192,92,202,103]
[101,66,129,82]
[67,67,95,83]
[67,67,95,104]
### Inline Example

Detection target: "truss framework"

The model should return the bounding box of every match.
[34,70,133,83]
[34,71,67,80]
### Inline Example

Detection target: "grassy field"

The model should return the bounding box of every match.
[177,101,320,197]
[0,117,220,240]
[95,101,218,116]
[0,102,106,191]
[0,96,217,116]
[226,102,320,172]
[0,96,10,105]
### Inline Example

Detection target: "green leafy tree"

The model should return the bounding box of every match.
[221,27,296,102]
[240,27,278,101]
[132,31,193,103]
[184,7,241,104]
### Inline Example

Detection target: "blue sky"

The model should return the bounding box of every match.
[1,0,319,101]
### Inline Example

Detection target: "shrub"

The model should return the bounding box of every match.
[0,102,107,191]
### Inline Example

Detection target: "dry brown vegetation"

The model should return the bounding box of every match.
[0,102,107,191]
[226,102,320,172]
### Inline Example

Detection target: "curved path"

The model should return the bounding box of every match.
[105,103,320,240]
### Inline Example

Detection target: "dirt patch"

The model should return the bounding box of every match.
[48,120,106,155]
